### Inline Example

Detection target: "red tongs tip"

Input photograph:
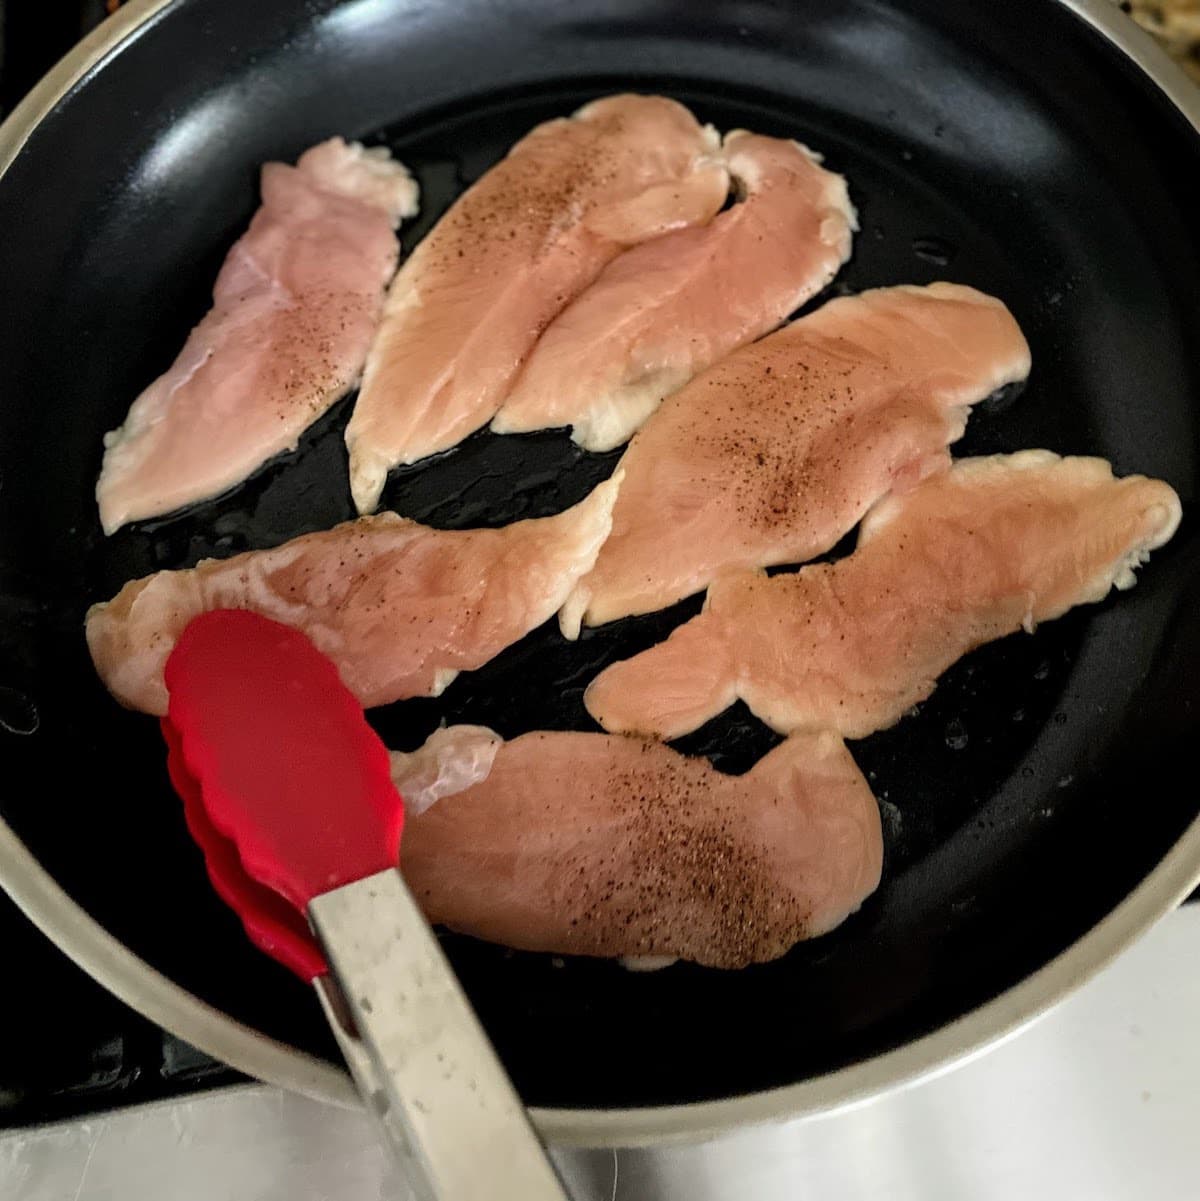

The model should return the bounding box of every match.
[161,610,405,981]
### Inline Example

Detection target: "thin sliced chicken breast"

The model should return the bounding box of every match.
[393,725,882,968]
[345,94,728,511]
[86,477,618,715]
[560,282,1032,636]
[586,452,1181,741]
[96,139,418,535]
[492,131,857,451]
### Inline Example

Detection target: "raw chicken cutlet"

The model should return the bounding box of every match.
[345,94,729,512]
[560,282,1032,636]
[492,130,857,451]
[96,138,419,535]
[392,725,882,968]
[86,477,618,716]
[586,452,1181,741]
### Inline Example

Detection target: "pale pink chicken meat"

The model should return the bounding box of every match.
[86,477,618,715]
[96,138,419,535]
[392,725,882,968]
[345,94,729,512]
[586,452,1182,742]
[560,282,1032,636]
[491,131,857,451]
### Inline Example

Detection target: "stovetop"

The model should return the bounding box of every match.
[0,886,239,1126]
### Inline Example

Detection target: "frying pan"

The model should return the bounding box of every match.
[1,0,1198,1148]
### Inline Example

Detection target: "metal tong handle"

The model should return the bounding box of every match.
[310,869,569,1201]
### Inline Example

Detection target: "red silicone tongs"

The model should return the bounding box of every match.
[162,610,568,1201]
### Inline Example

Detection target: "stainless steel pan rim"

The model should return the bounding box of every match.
[1,0,1197,1149]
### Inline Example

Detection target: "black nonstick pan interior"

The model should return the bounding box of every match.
[0,0,1198,1114]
